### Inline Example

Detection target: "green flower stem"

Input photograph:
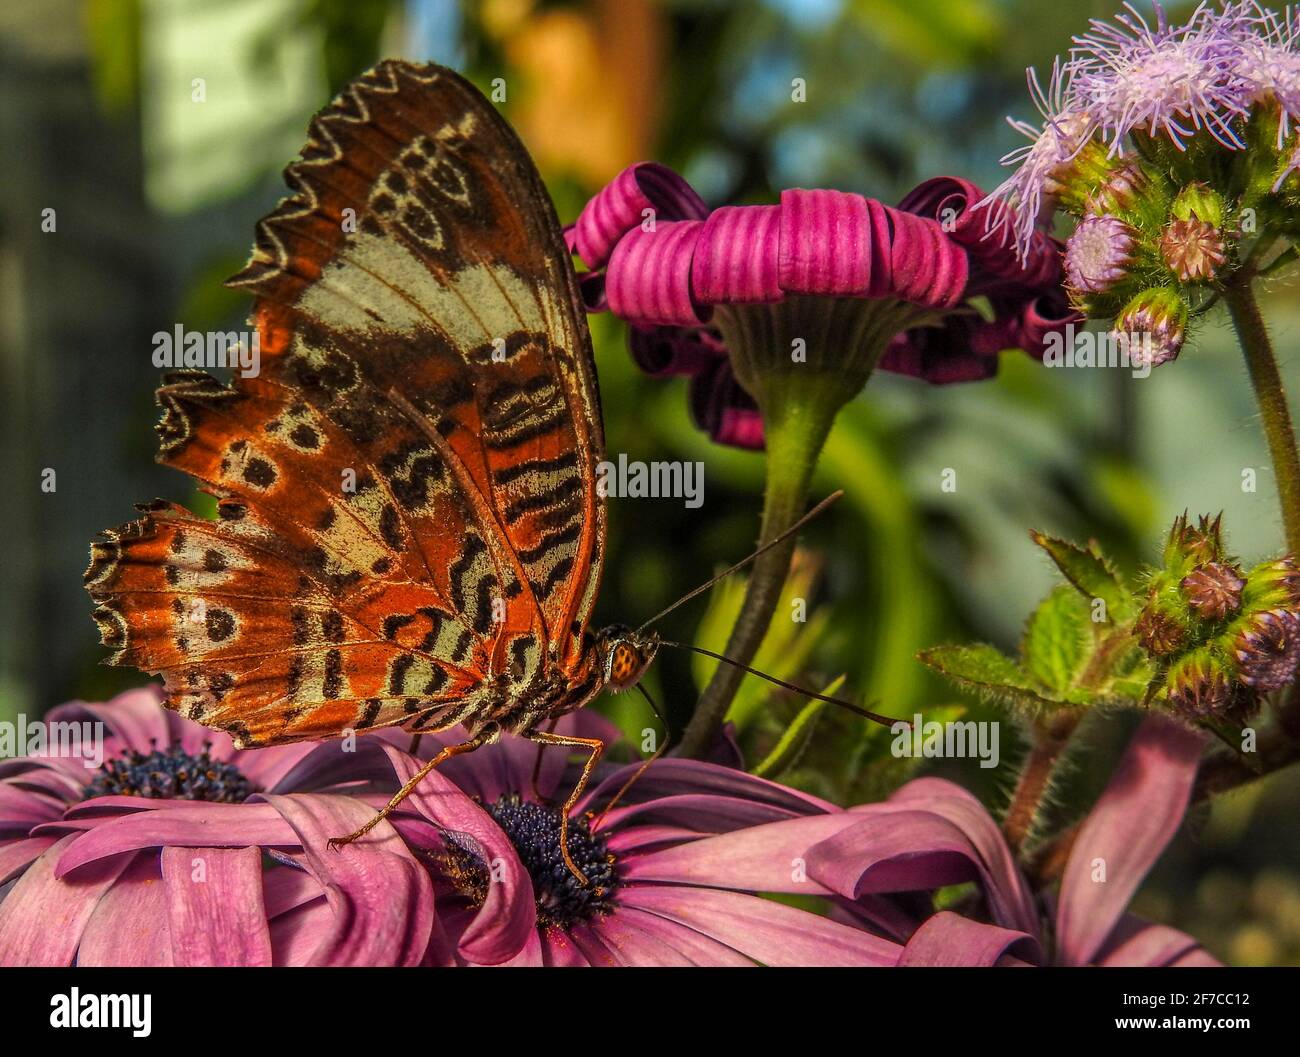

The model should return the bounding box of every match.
[676,297,915,759]
[675,379,837,759]
[1225,279,1300,556]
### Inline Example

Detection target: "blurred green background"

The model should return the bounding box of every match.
[1,0,1298,963]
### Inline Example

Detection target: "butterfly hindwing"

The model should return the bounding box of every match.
[86,61,607,746]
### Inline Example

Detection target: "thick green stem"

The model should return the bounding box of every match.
[674,297,915,759]
[676,383,835,758]
[1226,280,1300,556]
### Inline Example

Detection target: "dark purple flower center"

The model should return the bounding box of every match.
[83,743,253,803]
[441,794,618,929]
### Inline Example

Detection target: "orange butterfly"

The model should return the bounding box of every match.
[86,61,888,880]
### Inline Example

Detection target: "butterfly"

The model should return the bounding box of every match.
[85,60,890,881]
[83,60,665,878]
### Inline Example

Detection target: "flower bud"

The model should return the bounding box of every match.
[1243,556,1300,610]
[1113,288,1188,369]
[1136,602,1187,656]
[1064,215,1136,295]
[1232,608,1300,692]
[1158,216,1228,281]
[1180,561,1245,622]
[1165,648,1235,720]
[1084,160,1149,216]
[1165,512,1226,569]
[1170,183,1226,228]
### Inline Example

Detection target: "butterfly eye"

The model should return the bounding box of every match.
[610,643,641,685]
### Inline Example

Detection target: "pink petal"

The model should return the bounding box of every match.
[629,325,724,378]
[688,360,763,451]
[0,835,57,885]
[579,757,835,817]
[53,801,297,878]
[161,846,273,966]
[691,204,782,303]
[47,685,171,752]
[611,905,755,965]
[619,886,901,966]
[596,792,812,834]
[805,810,984,897]
[77,851,173,967]
[606,220,708,326]
[0,784,65,835]
[541,928,590,967]
[888,779,1040,937]
[1056,715,1206,966]
[1097,917,1218,967]
[259,793,434,967]
[898,910,1039,966]
[268,899,337,967]
[622,813,860,894]
[778,188,875,296]
[381,746,535,965]
[0,834,131,966]
[573,162,709,269]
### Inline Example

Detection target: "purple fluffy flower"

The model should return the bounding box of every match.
[1067,2,1254,153]
[1234,2,1300,148]
[987,2,1300,255]
[981,61,1097,257]
[1065,214,1136,292]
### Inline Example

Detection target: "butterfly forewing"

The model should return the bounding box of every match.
[86,61,607,747]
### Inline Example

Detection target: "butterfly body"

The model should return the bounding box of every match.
[86,61,631,763]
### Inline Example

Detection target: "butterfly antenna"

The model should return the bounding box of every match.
[657,640,900,729]
[634,489,845,635]
[591,683,671,831]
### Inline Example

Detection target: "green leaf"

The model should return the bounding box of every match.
[751,676,842,779]
[1030,531,1137,622]
[917,644,1064,714]
[1021,586,1091,695]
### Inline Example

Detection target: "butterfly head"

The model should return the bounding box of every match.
[595,624,660,691]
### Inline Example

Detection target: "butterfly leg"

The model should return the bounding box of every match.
[522,729,604,886]
[326,731,489,850]
[592,682,671,830]
[528,717,560,803]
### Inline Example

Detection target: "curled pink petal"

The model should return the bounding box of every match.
[899,910,1039,966]
[1018,290,1080,355]
[629,325,725,378]
[688,360,763,450]
[621,813,859,893]
[573,162,709,269]
[778,188,875,296]
[380,745,535,965]
[606,220,709,326]
[259,792,434,967]
[692,204,783,303]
